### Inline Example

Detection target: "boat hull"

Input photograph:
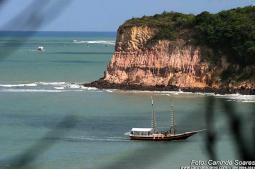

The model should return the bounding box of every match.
[129,131,197,141]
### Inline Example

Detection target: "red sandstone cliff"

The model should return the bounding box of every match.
[85,13,255,94]
[102,25,255,89]
[99,26,255,89]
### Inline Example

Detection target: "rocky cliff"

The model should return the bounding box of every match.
[105,26,213,88]
[85,9,255,94]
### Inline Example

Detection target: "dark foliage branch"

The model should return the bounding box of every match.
[205,97,217,160]
[222,101,255,161]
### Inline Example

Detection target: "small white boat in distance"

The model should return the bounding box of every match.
[37,46,44,52]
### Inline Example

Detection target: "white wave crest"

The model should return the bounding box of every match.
[54,87,65,90]
[101,88,255,102]
[1,82,254,103]
[216,94,255,103]
[0,83,37,87]
[37,82,66,85]
[73,40,115,45]
[67,84,81,89]
[0,82,102,93]
[0,89,63,93]
[80,86,98,90]
[104,89,114,93]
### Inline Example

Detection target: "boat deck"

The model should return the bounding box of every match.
[129,131,198,141]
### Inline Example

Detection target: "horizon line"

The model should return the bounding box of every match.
[0,30,117,33]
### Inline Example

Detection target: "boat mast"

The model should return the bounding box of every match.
[151,96,157,132]
[170,105,176,135]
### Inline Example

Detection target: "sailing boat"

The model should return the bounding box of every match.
[128,97,204,141]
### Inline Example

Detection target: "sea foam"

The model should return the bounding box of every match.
[0,82,99,93]
[106,88,255,103]
[0,82,254,102]
[73,40,115,45]
[0,89,63,93]
[0,83,37,87]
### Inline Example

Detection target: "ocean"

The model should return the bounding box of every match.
[0,31,254,169]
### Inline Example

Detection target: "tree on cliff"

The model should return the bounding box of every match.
[124,6,255,67]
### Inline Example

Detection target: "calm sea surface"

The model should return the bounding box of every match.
[0,31,254,169]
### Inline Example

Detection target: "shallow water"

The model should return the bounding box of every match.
[0,32,254,169]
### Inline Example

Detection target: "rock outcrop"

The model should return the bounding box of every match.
[84,22,255,94]
[105,25,253,88]
[105,27,210,88]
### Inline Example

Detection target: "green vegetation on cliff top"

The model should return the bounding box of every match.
[123,6,255,66]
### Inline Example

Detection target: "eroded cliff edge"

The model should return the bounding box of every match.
[84,8,255,94]
[105,26,216,88]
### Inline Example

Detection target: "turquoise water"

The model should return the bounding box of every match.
[0,32,254,169]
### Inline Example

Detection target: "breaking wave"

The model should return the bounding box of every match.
[0,82,99,93]
[107,89,255,103]
[73,40,115,45]
[0,83,37,87]
[1,89,64,93]
[215,93,255,103]
[0,82,254,102]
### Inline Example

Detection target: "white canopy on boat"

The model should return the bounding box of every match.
[131,128,153,132]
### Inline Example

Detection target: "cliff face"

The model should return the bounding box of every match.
[84,9,255,94]
[104,26,222,88]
